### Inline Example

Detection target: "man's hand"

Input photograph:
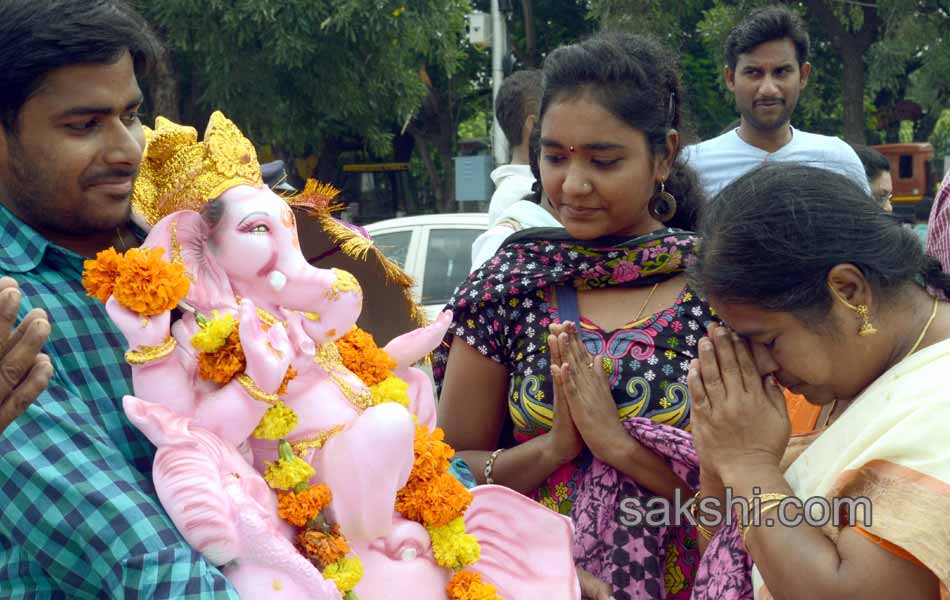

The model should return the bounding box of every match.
[0,277,52,432]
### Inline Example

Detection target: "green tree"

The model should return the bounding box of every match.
[138,0,470,184]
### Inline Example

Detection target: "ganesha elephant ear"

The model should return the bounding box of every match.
[142,210,234,310]
[464,485,582,600]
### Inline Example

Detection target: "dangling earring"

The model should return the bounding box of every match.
[648,181,677,222]
[828,284,877,336]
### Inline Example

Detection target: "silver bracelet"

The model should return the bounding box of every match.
[484,448,505,484]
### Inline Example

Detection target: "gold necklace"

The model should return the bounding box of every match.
[632,283,660,324]
[902,296,939,361]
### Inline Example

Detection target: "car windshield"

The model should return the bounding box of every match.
[421,228,482,306]
[371,230,412,268]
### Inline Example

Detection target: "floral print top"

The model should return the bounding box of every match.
[434,229,714,514]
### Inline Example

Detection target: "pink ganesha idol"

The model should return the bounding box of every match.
[87,111,581,599]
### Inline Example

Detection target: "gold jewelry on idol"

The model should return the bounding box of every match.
[648,180,677,222]
[131,111,264,226]
[235,373,279,406]
[125,337,178,366]
[828,284,877,336]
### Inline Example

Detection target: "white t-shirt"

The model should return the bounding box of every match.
[682,126,871,200]
[487,164,535,226]
[470,200,562,272]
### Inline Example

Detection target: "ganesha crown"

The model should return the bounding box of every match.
[131,111,263,225]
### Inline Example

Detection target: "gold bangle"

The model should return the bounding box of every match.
[125,337,177,366]
[690,490,717,541]
[484,448,505,484]
[236,373,279,406]
[741,494,791,545]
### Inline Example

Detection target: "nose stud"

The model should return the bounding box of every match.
[569,145,575,152]
[581,182,592,194]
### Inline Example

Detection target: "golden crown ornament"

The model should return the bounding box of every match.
[131,111,264,226]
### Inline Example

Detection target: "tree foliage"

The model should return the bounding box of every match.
[138,0,470,157]
[588,0,949,144]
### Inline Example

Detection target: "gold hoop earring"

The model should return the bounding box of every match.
[648,181,677,222]
[828,284,877,336]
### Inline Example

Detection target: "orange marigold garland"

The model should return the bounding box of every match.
[82,247,123,303]
[277,484,332,528]
[335,326,396,386]
[395,424,473,528]
[267,440,363,597]
[82,246,189,315]
[446,571,503,600]
[196,329,246,384]
[113,247,190,315]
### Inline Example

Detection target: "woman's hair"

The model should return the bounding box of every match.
[526,122,542,203]
[538,32,704,230]
[689,163,950,319]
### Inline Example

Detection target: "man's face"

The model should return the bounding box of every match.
[870,171,893,212]
[0,51,145,236]
[726,38,810,133]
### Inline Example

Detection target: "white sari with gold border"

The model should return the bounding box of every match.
[753,338,950,598]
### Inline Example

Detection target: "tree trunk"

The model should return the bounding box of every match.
[840,43,867,144]
[803,0,880,144]
[409,130,444,209]
[148,47,181,122]
[520,0,537,67]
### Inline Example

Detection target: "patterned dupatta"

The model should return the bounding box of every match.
[453,227,699,305]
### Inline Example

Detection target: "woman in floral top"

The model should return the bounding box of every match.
[435,33,712,600]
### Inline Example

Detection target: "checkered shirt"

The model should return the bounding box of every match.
[927,169,950,284]
[0,204,238,599]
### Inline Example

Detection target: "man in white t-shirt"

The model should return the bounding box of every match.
[683,6,870,199]
[486,69,542,226]
[471,69,564,272]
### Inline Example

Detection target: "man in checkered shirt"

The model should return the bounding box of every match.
[0,1,240,597]
[927,169,950,299]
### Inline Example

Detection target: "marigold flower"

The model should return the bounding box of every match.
[111,247,190,316]
[370,375,410,407]
[82,247,122,303]
[445,571,501,600]
[322,555,363,593]
[335,326,396,386]
[298,525,349,568]
[276,365,298,396]
[196,330,246,384]
[278,484,332,528]
[397,471,473,528]
[251,401,298,440]
[190,310,237,353]
[428,516,481,569]
[264,441,314,490]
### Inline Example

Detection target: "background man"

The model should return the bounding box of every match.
[471,70,560,271]
[0,1,239,596]
[486,69,542,226]
[852,143,894,211]
[684,6,870,199]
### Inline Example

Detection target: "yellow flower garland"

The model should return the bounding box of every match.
[428,516,481,570]
[190,310,237,352]
[264,440,315,490]
[369,376,410,407]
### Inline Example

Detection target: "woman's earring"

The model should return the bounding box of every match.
[828,284,877,336]
[648,181,677,222]
[855,304,878,336]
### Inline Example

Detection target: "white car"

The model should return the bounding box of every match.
[364,213,489,322]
